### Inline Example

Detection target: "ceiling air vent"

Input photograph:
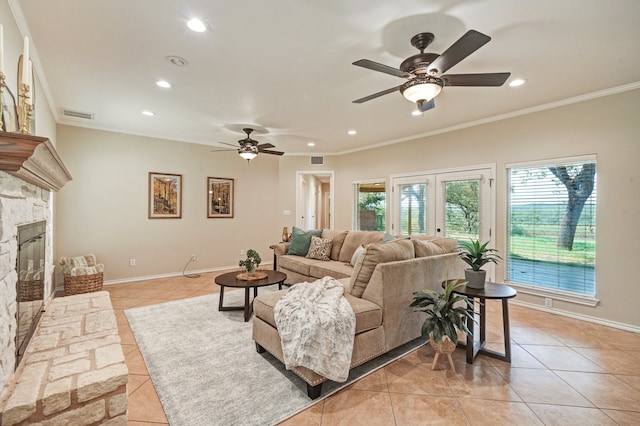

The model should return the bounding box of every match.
[310,156,324,165]
[62,108,94,120]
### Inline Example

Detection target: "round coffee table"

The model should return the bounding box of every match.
[215,270,287,322]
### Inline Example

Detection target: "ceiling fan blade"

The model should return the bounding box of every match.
[353,85,401,104]
[260,149,284,156]
[441,72,511,86]
[417,99,435,112]
[257,143,275,150]
[353,59,410,78]
[218,141,239,148]
[428,30,491,75]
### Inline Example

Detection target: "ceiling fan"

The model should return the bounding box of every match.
[353,30,511,112]
[212,128,284,162]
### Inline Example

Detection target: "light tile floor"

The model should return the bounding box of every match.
[104,272,640,425]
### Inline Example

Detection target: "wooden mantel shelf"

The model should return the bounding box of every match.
[0,131,72,191]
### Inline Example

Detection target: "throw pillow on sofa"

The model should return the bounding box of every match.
[287,226,322,256]
[350,244,366,266]
[306,235,333,261]
[349,239,415,297]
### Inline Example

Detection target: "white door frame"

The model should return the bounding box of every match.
[296,171,335,229]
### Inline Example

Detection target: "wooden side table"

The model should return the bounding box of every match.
[444,280,517,363]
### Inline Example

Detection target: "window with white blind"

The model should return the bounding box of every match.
[353,180,386,231]
[506,157,596,297]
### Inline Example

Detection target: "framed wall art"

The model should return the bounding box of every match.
[149,172,182,219]
[207,177,234,218]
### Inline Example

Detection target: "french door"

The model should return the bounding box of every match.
[391,166,495,276]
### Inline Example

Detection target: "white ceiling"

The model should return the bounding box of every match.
[15,0,640,156]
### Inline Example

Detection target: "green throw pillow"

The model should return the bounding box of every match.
[287,227,322,256]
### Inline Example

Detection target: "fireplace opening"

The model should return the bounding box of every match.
[15,220,46,367]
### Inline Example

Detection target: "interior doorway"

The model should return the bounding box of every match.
[296,171,334,229]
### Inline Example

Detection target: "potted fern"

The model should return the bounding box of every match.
[458,239,501,289]
[410,279,474,368]
[238,249,261,276]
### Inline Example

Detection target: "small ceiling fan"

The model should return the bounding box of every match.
[212,128,284,162]
[353,30,511,112]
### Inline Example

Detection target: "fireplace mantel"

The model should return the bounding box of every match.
[0,131,72,191]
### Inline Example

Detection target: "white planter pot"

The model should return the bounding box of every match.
[464,269,486,289]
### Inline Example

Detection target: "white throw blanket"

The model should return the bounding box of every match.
[274,276,355,382]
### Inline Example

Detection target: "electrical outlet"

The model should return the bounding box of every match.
[129,259,136,267]
[544,297,553,308]
[240,249,245,256]
[191,254,197,261]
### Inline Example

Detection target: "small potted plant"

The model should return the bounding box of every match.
[410,279,474,370]
[458,239,501,289]
[239,249,261,276]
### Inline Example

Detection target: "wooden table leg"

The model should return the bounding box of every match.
[466,299,475,364]
[244,288,250,322]
[218,286,225,311]
[502,298,512,362]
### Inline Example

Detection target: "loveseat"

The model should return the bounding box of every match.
[253,229,465,398]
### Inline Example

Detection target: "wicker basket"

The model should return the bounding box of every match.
[18,279,44,302]
[64,272,104,295]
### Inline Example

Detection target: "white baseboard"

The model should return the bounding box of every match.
[55,263,274,291]
[511,300,640,334]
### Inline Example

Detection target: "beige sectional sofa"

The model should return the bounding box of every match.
[253,230,465,398]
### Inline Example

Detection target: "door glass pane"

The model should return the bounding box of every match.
[355,182,386,231]
[399,183,427,235]
[443,179,480,243]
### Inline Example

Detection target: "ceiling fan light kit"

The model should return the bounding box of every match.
[212,127,284,162]
[400,76,443,103]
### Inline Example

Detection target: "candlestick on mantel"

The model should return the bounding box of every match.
[22,36,29,87]
[0,25,4,75]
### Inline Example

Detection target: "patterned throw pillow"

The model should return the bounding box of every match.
[305,236,333,261]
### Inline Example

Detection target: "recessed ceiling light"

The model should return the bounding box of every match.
[348,130,357,135]
[142,110,155,116]
[307,142,315,147]
[509,78,527,87]
[187,18,207,32]
[156,80,171,88]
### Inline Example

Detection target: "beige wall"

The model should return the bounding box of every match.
[54,125,280,283]
[279,89,640,328]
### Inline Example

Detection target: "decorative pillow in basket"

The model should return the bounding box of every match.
[59,254,105,295]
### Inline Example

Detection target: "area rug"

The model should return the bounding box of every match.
[125,290,427,426]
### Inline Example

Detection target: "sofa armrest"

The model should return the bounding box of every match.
[270,242,291,270]
[361,252,465,351]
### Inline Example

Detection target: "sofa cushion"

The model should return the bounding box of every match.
[322,229,348,260]
[413,239,445,257]
[287,227,322,256]
[253,288,382,335]
[309,261,353,280]
[306,235,333,261]
[278,255,318,276]
[338,231,385,263]
[430,237,459,253]
[349,239,415,298]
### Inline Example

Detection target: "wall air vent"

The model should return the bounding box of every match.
[310,156,324,165]
[62,109,94,120]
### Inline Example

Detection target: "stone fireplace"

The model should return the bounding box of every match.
[0,170,54,396]
[1,131,71,392]
[1,132,128,425]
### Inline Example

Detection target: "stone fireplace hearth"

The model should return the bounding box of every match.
[1,132,72,402]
